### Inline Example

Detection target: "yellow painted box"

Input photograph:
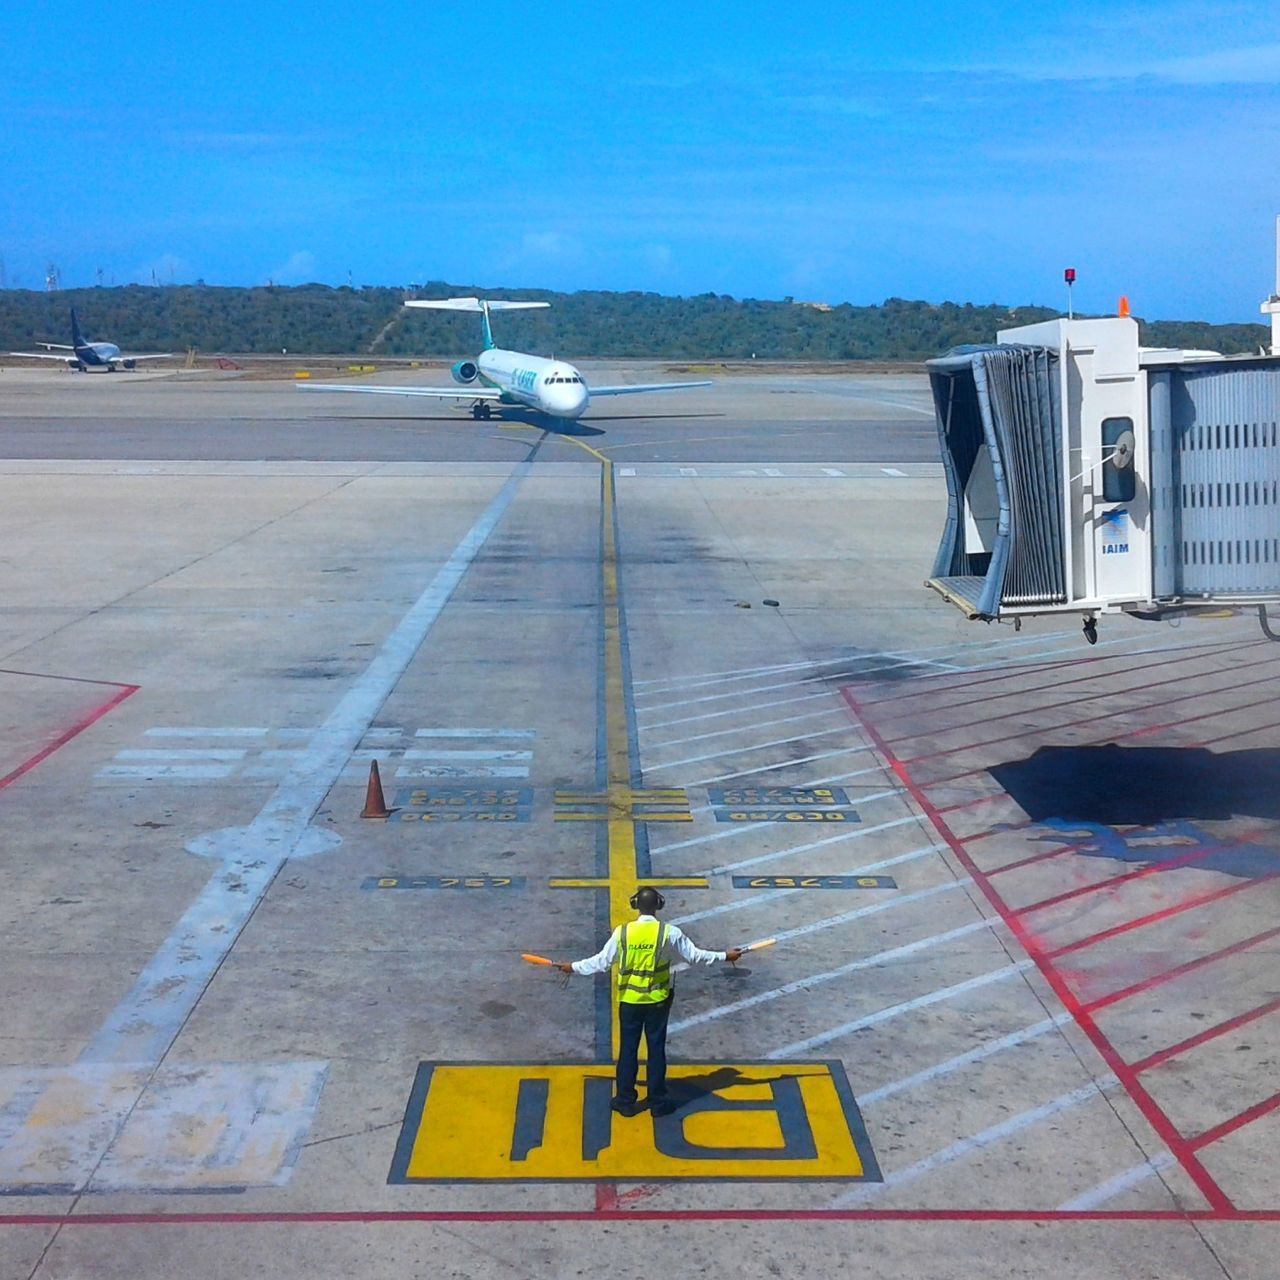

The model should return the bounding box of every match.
[389,1060,880,1183]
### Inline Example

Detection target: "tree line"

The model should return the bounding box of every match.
[0,283,1268,361]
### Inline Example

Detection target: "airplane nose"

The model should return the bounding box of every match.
[549,384,588,419]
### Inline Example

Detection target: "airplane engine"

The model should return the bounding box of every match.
[120,359,137,370]
[451,360,478,384]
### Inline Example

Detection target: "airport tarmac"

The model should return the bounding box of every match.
[1,365,1278,1278]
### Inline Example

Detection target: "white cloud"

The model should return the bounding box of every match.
[964,40,1280,87]
[643,243,673,271]
[266,250,317,285]
[521,231,565,257]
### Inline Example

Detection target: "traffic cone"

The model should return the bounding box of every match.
[361,759,390,819]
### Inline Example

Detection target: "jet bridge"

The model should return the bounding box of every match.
[926,316,1280,642]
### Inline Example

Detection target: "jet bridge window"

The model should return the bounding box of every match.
[1102,416,1136,502]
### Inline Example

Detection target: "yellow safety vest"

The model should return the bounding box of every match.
[616,920,671,1005]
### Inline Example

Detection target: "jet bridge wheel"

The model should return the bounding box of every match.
[1083,617,1098,645]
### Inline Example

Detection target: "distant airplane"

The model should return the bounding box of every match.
[9,308,171,372]
[298,297,711,421]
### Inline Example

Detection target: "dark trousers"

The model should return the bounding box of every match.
[615,994,674,1103]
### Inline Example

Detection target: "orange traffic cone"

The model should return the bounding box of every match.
[361,759,390,819]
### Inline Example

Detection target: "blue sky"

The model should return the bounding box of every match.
[1,1,1277,321]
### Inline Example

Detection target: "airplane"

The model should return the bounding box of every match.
[9,308,172,372]
[298,297,711,421]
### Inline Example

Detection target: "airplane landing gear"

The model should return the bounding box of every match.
[1083,616,1098,645]
[471,401,492,420]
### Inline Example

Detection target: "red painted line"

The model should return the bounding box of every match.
[865,641,1257,728]
[0,683,140,792]
[1197,716,1280,750]
[839,685,1235,1213]
[0,667,138,688]
[985,828,1148,877]
[1122,689,1280,743]
[1008,843,1248,917]
[877,644,1268,747]
[1132,995,1280,1074]
[846,636,1242,713]
[4,1208,1280,1227]
[1190,1091,1280,1152]
[898,667,1280,769]
[1046,870,1280,962]
[1081,924,1280,1015]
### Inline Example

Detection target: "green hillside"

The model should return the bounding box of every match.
[0,283,1267,362]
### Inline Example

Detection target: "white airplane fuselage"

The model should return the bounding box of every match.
[474,348,590,419]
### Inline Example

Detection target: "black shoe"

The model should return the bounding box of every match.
[648,1097,676,1117]
[610,1097,638,1116]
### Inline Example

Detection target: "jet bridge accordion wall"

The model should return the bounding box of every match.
[1150,362,1280,600]
[927,346,1066,619]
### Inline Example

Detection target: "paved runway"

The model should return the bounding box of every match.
[1,367,1278,1279]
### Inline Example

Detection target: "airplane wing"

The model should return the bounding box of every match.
[587,381,713,397]
[118,353,173,361]
[36,343,75,351]
[9,350,77,360]
[403,298,550,313]
[297,383,503,399]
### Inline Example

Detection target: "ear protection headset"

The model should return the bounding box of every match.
[629,886,666,911]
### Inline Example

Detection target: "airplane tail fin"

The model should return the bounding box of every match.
[70,308,86,348]
[402,297,550,352]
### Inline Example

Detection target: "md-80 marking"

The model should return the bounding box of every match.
[9,308,171,372]
[299,297,710,421]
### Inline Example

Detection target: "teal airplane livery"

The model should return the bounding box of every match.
[299,297,710,421]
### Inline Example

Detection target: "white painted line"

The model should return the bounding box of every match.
[651,755,900,839]
[97,764,238,780]
[637,672,859,716]
[670,910,989,1035]
[680,467,697,476]
[654,724,857,770]
[362,727,406,739]
[670,843,941,927]
[395,765,530,778]
[712,811,921,874]
[770,960,1032,1058]
[401,749,533,761]
[637,654,953,716]
[880,650,963,673]
[1056,1152,1177,1211]
[650,787,899,858]
[881,467,907,477]
[821,468,845,477]
[619,468,636,476]
[764,881,971,949]
[763,468,783,477]
[413,728,537,739]
[642,689,837,731]
[644,707,846,752]
[830,1077,1121,1206]
[144,727,269,738]
[687,743,874,787]
[117,749,247,761]
[636,657,845,692]
[79,456,535,1068]
[859,1012,1073,1104]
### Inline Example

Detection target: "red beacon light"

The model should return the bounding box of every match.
[1064,268,1077,284]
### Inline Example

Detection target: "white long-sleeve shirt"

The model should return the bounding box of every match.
[571,914,725,978]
